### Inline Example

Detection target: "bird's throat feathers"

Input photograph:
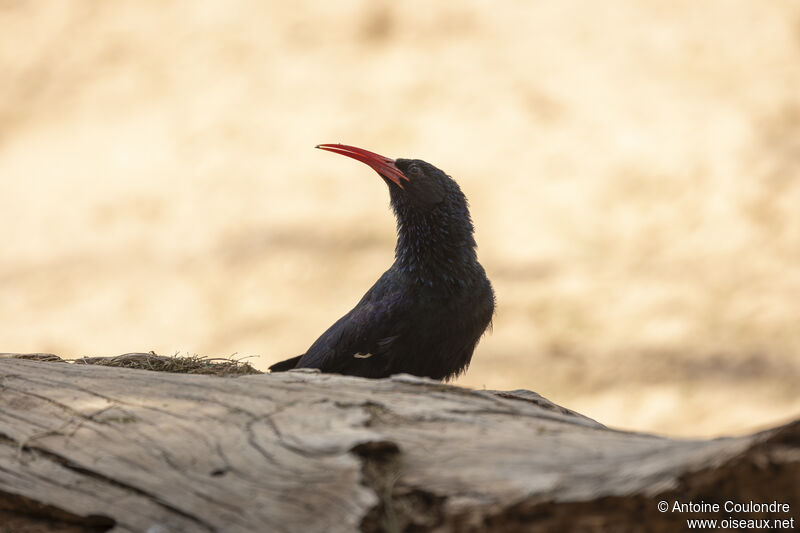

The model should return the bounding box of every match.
[390,187,480,288]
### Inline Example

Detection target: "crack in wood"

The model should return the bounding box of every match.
[0,434,216,532]
[0,489,116,533]
[352,440,447,533]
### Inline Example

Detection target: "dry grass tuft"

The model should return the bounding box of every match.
[2,352,261,377]
[73,352,262,377]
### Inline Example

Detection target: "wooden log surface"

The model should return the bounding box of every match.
[0,356,798,532]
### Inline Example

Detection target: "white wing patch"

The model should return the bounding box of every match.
[353,352,373,359]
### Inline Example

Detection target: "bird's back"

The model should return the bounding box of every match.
[279,266,493,380]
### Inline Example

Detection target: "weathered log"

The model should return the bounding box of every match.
[0,356,797,532]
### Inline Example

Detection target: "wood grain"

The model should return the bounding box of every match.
[0,357,797,532]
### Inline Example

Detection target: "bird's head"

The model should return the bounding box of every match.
[316,143,461,211]
[316,143,478,281]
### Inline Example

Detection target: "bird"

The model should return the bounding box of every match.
[269,144,494,381]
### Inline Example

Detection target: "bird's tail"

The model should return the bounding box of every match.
[268,354,303,373]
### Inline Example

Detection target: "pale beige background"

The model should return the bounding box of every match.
[2,1,800,437]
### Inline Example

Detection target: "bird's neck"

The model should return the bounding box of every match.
[393,209,479,288]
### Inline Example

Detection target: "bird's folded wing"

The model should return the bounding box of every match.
[294,286,411,372]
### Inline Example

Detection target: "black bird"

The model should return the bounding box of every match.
[269,144,494,381]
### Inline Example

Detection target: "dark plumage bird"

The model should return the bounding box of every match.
[269,144,494,381]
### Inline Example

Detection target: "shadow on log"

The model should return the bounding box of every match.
[0,355,798,532]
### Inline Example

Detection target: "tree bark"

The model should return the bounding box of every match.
[0,356,797,532]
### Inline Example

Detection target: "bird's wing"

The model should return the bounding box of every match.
[268,354,303,372]
[294,282,411,373]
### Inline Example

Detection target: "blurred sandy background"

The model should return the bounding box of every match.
[2,1,800,438]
